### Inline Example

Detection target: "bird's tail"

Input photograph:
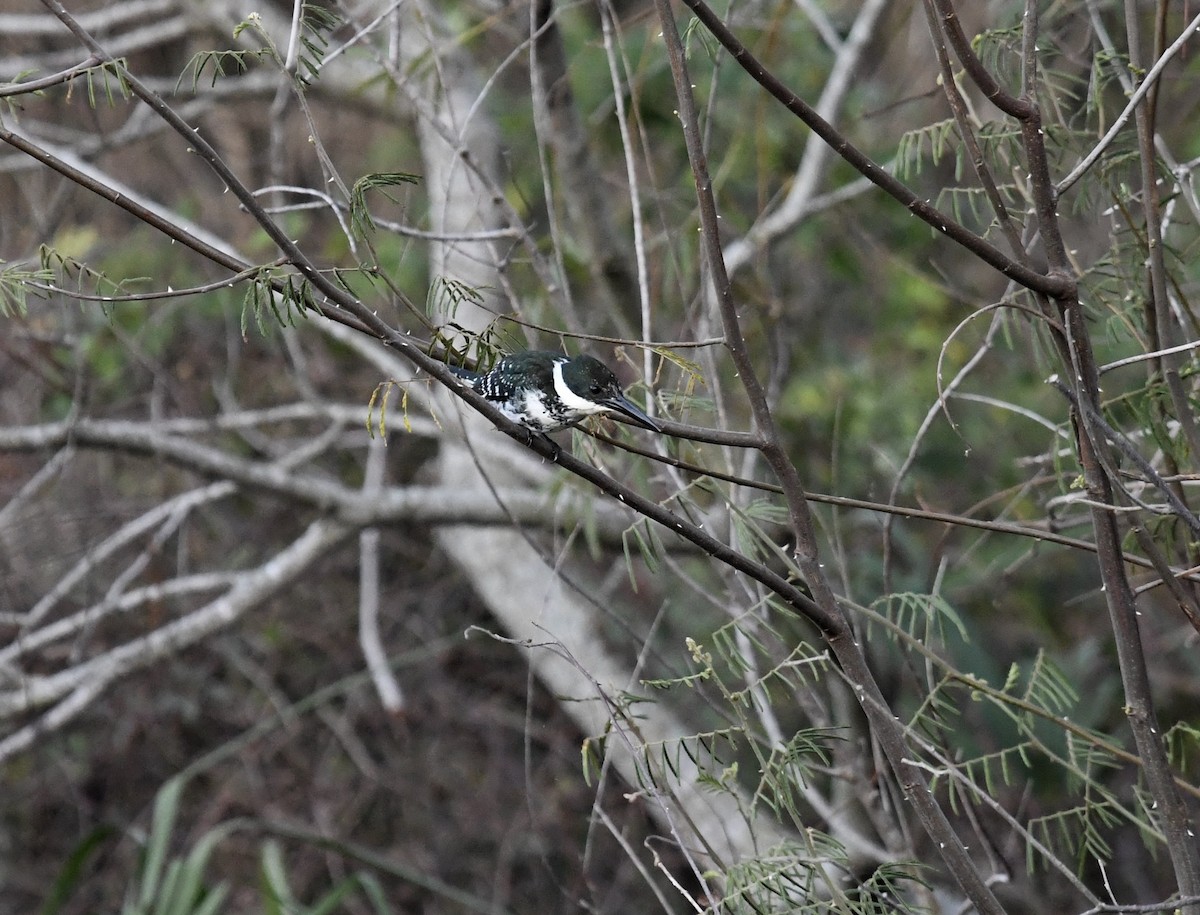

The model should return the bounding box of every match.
[446,362,480,382]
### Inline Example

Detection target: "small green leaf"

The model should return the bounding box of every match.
[349,173,422,237]
[40,825,118,915]
[138,777,185,911]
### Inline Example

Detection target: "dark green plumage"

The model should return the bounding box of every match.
[450,351,661,433]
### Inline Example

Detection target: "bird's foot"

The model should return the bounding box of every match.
[526,430,560,460]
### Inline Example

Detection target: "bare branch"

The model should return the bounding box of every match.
[676,0,1069,298]
[1059,10,1200,194]
[0,519,353,760]
[358,435,405,713]
[654,1,1006,910]
[723,0,892,276]
[0,414,684,543]
[0,55,100,96]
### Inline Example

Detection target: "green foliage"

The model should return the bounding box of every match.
[635,725,743,792]
[366,379,416,437]
[1166,723,1200,774]
[718,841,827,914]
[122,777,234,915]
[973,120,1025,175]
[241,267,309,337]
[1027,798,1121,874]
[753,727,839,821]
[195,4,341,90]
[728,497,791,569]
[1084,48,1132,125]
[850,587,1185,876]
[75,58,132,107]
[178,49,273,92]
[0,69,37,115]
[260,840,391,915]
[622,518,663,585]
[39,825,118,915]
[1011,650,1077,718]
[40,244,144,306]
[970,25,1024,90]
[720,842,928,914]
[349,172,423,237]
[6,56,133,111]
[896,118,957,181]
[291,3,342,85]
[0,259,53,316]
[869,592,968,647]
[703,598,820,681]
[43,778,397,915]
[628,577,1181,898]
[426,274,486,321]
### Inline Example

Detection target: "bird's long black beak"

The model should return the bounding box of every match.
[604,395,663,433]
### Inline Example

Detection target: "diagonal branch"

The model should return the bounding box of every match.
[722,0,891,277]
[675,0,1068,298]
[652,1,1006,911]
[0,416,681,545]
[922,0,1200,904]
[0,519,353,762]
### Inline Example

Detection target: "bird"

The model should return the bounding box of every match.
[448,350,662,434]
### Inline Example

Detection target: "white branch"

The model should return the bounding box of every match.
[0,573,239,671]
[0,414,668,540]
[20,481,236,629]
[358,435,405,712]
[723,0,892,277]
[0,0,176,35]
[0,519,351,732]
[1060,8,1200,195]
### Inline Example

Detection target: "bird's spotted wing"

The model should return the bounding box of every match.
[473,367,518,402]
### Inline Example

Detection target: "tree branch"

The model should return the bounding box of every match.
[0,520,353,759]
[0,416,683,545]
[675,0,1068,299]
[653,1,1006,910]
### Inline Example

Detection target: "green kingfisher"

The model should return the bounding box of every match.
[450,351,662,434]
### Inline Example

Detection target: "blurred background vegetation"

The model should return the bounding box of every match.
[2,0,1199,912]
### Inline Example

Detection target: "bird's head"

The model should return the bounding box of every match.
[558,355,662,432]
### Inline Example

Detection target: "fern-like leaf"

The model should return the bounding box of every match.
[349,172,422,237]
[0,260,53,317]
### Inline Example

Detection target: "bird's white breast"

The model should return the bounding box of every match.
[507,389,560,431]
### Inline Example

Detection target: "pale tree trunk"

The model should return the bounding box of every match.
[385,0,790,870]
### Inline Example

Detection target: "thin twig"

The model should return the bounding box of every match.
[0,54,100,96]
[1050,377,1200,540]
[655,1,1006,911]
[1058,10,1200,194]
[675,0,1068,298]
[0,521,354,757]
[723,0,891,277]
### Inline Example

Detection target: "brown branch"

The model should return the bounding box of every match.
[1125,3,1200,462]
[0,123,375,340]
[929,0,1200,900]
[600,427,1200,579]
[675,0,1068,299]
[1050,379,1200,539]
[22,1,842,648]
[653,0,1006,910]
[919,0,1026,259]
[1112,0,1200,902]
[0,54,100,96]
[931,0,1032,118]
